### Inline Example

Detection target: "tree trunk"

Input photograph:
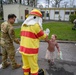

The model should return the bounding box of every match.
[33,0,35,7]
[27,0,29,5]
[0,0,3,19]
[1,0,2,7]
[14,0,17,3]
[9,0,13,3]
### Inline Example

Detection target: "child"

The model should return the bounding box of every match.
[45,34,60,65]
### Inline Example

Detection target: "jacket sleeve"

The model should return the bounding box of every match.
[8,27,20,44]
[35,23,47,40]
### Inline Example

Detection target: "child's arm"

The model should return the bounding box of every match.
[56,43,60,53]
[45,37,49,42]
[56,42,63,59]
[56,43,61,58]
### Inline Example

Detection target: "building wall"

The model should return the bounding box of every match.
[19,5,35,21]
[54,10,59,20]
[65,10,69,21]
[3,4,19,20]
[50,10,54,20]
[3,4,36,21]
[41,8,76,21]
[3,5,76,21]
[60,10,65,21]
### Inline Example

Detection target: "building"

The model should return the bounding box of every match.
[3,4,36,21]
[40,8,76,21]
[3,4,76,21]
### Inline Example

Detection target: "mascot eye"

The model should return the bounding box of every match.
[34,16,36,19]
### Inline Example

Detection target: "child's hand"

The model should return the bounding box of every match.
[58,52,60,57]
[57,52,60,59]
[60,51,63,59]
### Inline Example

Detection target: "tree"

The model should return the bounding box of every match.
[0,0,3,19]
[46,0,50,8]
[50,0,63,8]
[14,0,17,3]
[64,1,68,8]
[54,0,63,7]
[29,0,38,7]
[0,0,2,7]
[27,0,29,5]
[8,0,13,3]
[70,0,75,7]
[39,4,43,8]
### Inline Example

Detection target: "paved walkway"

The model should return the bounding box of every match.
[0,42,76,75]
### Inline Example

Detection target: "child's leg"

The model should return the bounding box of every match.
[48,60,51,63]
[45,50,51,63]
[50,52,54,64]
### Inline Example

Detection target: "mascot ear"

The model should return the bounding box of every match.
[34,16,36,19]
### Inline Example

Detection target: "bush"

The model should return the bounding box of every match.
[69,14,76,23]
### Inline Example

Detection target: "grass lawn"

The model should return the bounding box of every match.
[43,22,76,41]
[14,21,76,41]
[0,21,75,41]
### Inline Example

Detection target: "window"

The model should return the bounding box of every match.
[41,11,45,17]
[65,12,69,15]
[71,12,74,14]
[46,11,49,17]
[75,11,76,14]
[55,11,59,14]
[46,13,49,17]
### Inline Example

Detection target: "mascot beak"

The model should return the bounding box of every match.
[25,14,29,19]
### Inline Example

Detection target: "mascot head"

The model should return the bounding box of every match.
[22,9,43,29]
[29,9,42,17]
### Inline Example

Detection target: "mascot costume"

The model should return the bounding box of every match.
[20,9,48,75]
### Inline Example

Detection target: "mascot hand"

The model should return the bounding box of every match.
[44,28,50,36]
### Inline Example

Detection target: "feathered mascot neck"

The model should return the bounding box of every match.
[22,15,43,29]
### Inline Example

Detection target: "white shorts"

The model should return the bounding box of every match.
[45,50,54,61]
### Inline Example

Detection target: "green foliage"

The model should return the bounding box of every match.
[15,28,21,38]
[69,14,76,23]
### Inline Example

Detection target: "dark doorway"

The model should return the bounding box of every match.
[25,10,29,19]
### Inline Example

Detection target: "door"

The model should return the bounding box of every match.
[25,10,29,19]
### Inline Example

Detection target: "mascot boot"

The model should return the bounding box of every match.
[38,69,45,75]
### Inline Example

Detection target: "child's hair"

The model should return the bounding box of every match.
[52,34,57,39]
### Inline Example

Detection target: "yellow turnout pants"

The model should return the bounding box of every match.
[22,54,39,75]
